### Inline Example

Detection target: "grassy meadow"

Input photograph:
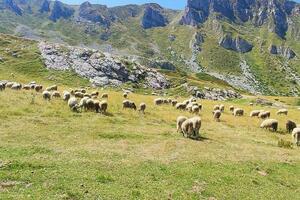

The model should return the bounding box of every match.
[0,86,299,199]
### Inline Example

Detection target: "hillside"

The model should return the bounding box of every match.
[0,16,300,200]
[0,0,300,96]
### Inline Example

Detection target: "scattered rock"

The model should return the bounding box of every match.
[39,42,169,89]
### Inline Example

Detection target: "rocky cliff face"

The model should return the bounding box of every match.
[141,4,168,29]
[39,0,50,13]
[3,0,23,15]
[180,0,299,38]
[78,2,111,27]
[49,1,74,22]
[269,45,296,59]
[39,42,169,89]
[219,34,253,53]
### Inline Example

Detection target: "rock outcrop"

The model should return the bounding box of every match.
[219,35,253,53]
[3,0,22,15]
[184,84,242,100]
[269,45,296,59]
[49,1,74,22]
[141,4,168,29]
[78,2,111,27]
[38,42,169,89]
[180,0,299,38]
[39,0,50,13]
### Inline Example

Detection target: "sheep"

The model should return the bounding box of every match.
[93,100,100,113]
[186,104,193,112]
[250,110,262,117]
[123,100,136,110]
[292,128,300,146]
[0,83,5,91]
[138,103,146,114]
[249,103,254,106]
[74,89,86,94]
[22,84,31,90]
[99,100,108,113]
[192,105,200,115]
[171,100,178,107]
[91,91,99,97]
[75,92,84,98]
[68,97,79,112]
[34,85,43,92]
[83,94,92,98]
[175,103,186,110]
[277,109,288,115]
[86,98,95,111]
[219,104,225,112]
[63,91,71,101]
[154,98,164,105]
[213,105,220,111]
[42,91,51,100]
[258,111,270,119]
[286,120,297,133]
[181,119,193,138]
[229,106,234,112]
[101,93,108,98]
[5,82,14,88]
[183,100,190,105]
[213,110,221,122]
[79,97,90,111]
[163,99,169,104]
[233,108,244,116]
[181,117,201,139]
[11,83,22,90]
[260,119,278,132]
[51,91,61,98]
[167,98,172,104]
[176,116,187,134]
[191,117,201,139]
[46,85,57,91]
[123,93,128,98]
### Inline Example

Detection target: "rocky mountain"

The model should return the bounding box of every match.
[180,0,300,39]
[0,0,299,96]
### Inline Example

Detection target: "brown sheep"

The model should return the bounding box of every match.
[213,110,221,122]
[233,108,244,116]
[229,106,234,112]
[123,100,136,110]
[34,85,43,92]
[258,111,270,119]
[51,91,61,98]
[138,103,146,114]
[292,128,300,146]
[101,93,108,98]
[286,120,297,133]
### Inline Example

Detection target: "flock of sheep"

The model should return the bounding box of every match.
[0,80,299,146]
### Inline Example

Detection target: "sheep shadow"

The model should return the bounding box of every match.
[100,112,114,117]
[186,135,210,141]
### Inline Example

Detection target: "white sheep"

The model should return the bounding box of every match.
[250,110,262,117]
[175,103,186,110]
[75,92,84,98]
[181,117,201,139]
[292,128,300,146]
[213,105,220,111]
[46,85,57,91]
[34,85,43,92]
[22,84,31,90]
[260,119,278,132]
[79,97,90,111]
[11,83,22,90]
[219,104,225,112]
[99,100,108,114]
[176,116,187,134]
[276,109,288,115]
[192,105,200,114]
[63,91,71,101]
[68,97,79,112]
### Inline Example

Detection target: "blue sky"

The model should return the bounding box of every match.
[61,0,300,10]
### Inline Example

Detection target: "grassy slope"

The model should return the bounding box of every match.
[0,34,300,199]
